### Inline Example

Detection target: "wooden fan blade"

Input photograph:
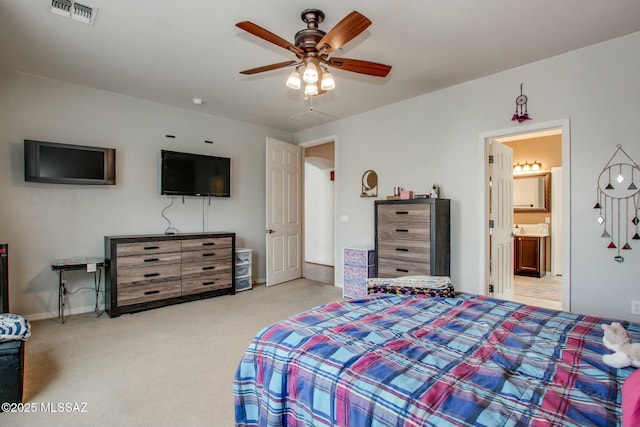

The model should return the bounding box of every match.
[240,60,300,75]
[325,57,391,77]
[316,11,371,55]
[236,21,303,55]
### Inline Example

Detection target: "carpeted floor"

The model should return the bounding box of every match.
[4,279,342,427]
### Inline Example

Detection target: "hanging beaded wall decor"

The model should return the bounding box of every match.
[594,144,640,262]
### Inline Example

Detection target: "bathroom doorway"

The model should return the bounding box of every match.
[482,119,571,311]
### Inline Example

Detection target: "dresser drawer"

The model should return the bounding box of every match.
[182,237,233,252]
[116,252,181,269]
[377,258,431,277]
[182,258,232,278]
[116,240,182,257]
[181,247,233,263]
[377,222,430,241]
[117,280,182,306]
[377,204,430,223]
[378,241,430,262]
[117,263,181,287]
[182,272,232,296]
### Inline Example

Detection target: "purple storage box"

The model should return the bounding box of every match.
[344,265,375,281]
[344,248,375,267]
[343,282,368,299]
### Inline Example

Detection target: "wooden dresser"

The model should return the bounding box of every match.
[375,199,450,278]
[104,232,235,317]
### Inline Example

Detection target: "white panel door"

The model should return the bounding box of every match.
[490,140,514,298]
[266,137,302,286]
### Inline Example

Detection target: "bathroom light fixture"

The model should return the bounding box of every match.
[513,161,542,174]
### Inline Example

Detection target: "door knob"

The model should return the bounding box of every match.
[266,229,275,234]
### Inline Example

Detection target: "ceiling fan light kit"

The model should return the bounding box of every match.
[236,9,391,98]
[286,69,301,89]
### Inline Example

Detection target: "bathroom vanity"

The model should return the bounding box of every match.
[513,224,548,278]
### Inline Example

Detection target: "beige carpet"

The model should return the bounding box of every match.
[4,279,342,427]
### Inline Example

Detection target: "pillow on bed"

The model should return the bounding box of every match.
[623,369,640,427]
[0,313,31,342]
[367,276,456,297]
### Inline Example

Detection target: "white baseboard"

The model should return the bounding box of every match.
[27,304,102,321]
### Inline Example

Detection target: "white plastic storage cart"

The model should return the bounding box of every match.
[235,248,252,292]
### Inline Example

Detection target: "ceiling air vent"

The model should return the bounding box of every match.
[50,0,98,25]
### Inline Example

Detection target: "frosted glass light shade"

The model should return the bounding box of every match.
[302,62,319,84]
[286,69,301,89]
[320,69,335,90]
[304,83,318,96]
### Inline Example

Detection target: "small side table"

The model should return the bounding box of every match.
[51,258,105,323]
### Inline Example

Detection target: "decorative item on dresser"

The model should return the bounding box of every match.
[374,199,450,277]
[104,232,235,317]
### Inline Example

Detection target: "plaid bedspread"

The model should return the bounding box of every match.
[234,294,638,427]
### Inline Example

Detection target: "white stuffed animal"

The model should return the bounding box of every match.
[602,322,640,368]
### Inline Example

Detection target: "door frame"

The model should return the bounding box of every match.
[299,134,338,284]
[479,118,571,310]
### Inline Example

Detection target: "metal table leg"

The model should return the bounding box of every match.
[94,268,103,318]
[58,270,67,324]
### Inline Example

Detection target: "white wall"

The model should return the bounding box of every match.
[304,163,334,265]
[296,32,640,321]
[0,70,293,319]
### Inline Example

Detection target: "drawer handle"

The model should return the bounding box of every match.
[202,253,216,257]
[396,268,409,273]
[144,258,160,263]
[202,242,216,246]
[144,272,160,278]
[202,281,216,286]
[202,266,216,271]
[395,211,409,215]
[143,245,160,250]
[395,248,409,252]
[395,229,409,233]
[144,290,160,295]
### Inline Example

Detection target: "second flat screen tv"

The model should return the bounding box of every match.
[161,150,231,197]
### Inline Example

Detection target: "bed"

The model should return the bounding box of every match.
[234,293,638,426]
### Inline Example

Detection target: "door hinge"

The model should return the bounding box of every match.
[488,155,494,164]
[489,284,494,293]
[489,220,494,228]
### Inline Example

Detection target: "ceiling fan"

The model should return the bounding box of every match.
[236,9,391,96]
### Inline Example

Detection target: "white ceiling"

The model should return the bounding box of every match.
[2,1,640,133]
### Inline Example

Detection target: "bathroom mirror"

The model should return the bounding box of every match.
[513,172,551,213]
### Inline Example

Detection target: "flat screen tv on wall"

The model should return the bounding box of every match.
[161,150,231,197]
[24,140,116,185]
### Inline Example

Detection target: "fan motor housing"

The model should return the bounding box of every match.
[295,29,326,51]
[295,9,326,51]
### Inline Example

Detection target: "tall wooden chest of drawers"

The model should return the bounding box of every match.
[104,232,235,317]
[375,199,450,278]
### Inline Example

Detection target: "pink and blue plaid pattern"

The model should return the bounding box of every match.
[234,294,635,426]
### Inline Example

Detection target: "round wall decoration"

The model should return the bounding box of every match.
[594,144,640,262]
